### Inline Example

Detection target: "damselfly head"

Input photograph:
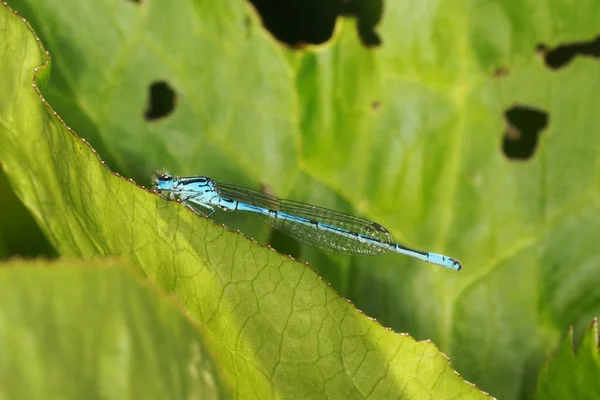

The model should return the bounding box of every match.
[153,172,175,191]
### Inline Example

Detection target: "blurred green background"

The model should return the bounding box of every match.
[2,0,600,398]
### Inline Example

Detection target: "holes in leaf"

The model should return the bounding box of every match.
[144,81,176,121]
[247,0,382,47]
[537,35,600,70]
[502,106,548,160]
[350,0,383,47]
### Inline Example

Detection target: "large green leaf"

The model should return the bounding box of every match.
[0,259,231,400]
[536,319,600,399]
[0,4,488,399]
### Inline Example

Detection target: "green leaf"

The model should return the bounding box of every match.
[536,319,600,399]
[0,4,488,399]
[0,258,231,400]
[8,0,300,187]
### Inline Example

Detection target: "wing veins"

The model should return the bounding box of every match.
[215,182,395,255]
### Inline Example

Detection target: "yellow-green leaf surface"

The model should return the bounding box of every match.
[0,259,230,400]
[0,4,488,399]
[536,319,600,399]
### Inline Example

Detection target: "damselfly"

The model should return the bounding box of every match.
[153,173,462,271]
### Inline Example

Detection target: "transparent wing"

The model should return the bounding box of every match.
[215,182,395,255]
